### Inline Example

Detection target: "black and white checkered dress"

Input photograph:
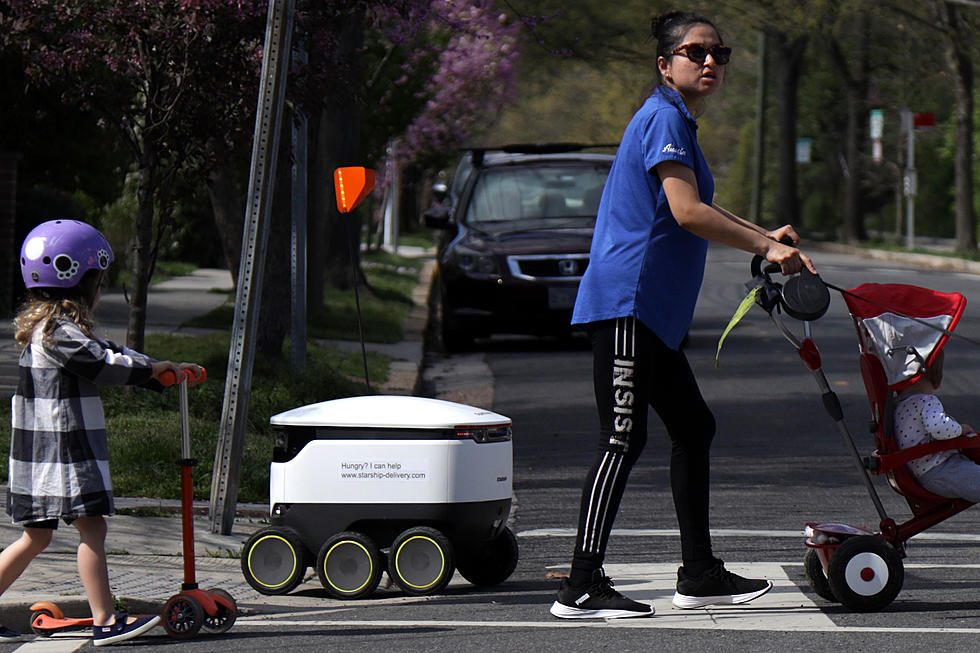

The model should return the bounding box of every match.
[8,318,157,525]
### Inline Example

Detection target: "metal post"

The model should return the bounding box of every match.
[382,139,400,253]
[902,109,916,251]
[210,0,295,535]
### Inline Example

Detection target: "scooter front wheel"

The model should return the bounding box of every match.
[827,535,904,612]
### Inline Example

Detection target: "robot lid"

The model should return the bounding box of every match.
[270,395,511,429]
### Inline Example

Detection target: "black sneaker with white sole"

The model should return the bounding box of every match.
[92,613,161,647]
[672,559,773,609]
[550,568,654,619]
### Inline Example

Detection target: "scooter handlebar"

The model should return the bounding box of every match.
[159,367,207,387]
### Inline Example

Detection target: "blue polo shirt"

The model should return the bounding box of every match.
[571,86,713,350]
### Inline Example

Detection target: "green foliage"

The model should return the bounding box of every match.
[716,121,755,217]
[186,249,421,344]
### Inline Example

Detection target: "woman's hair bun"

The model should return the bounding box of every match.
[650,11,685,41]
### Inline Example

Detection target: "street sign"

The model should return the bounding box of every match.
[913,112,936,130]
[869,109,883,140]
[796,138,812,164]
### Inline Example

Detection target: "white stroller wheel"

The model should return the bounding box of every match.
[844,552,889,596]
[827,535,904,612]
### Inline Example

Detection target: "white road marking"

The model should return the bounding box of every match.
[12,635,87,653]
[229,562,980,634]
[517,527,980,542]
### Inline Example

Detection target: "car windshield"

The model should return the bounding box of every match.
[464,163,610,224]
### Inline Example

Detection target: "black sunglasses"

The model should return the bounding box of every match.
[670,43,732,66]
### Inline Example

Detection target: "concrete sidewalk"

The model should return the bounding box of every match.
[0,251,435,632]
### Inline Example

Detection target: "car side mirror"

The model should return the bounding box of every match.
[422,205,451,229]
[432,182,448,203]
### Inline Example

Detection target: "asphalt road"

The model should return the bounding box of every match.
[6,244,978,651]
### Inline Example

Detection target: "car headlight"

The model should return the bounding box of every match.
[449,245,497,274]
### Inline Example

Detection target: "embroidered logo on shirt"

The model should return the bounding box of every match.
[662,143,688,157]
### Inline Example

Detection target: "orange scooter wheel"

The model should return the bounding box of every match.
[29,601,65,619]
[30,608,57,637]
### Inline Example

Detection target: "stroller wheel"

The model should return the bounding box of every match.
[316,531,384,599]
[241,527,306,595]
[803,548,838,602]
[388,526,455,596]
[827,535,904,612]
[456,526,519,587]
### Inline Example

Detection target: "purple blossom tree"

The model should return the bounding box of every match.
[1,0,522,352]
[0,0,268,352]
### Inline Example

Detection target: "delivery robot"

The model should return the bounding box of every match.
[241,395,518,599]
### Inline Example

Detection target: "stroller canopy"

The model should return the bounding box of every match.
[843,283,966,391]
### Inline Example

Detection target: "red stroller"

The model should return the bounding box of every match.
[747,259,980,612]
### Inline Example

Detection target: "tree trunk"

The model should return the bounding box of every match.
[309,7,364,294]
[126,152,156,353]
[828,17,870,243]
[205,138,244,286]
[773,33,806,226]
[255,121,293,358]
[941,2,977,253]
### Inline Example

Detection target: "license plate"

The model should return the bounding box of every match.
[547,286,578,310]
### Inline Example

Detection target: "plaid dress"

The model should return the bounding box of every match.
[8,318,156,525]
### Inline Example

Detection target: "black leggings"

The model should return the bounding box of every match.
[571,316,716,581]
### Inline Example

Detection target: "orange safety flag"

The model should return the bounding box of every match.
[334,167,376,213]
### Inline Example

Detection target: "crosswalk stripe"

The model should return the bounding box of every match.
[13,636,87,653]
[228,561,980,634]
[517,527,980,542]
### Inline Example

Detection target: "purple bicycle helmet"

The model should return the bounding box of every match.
[20,219,114,289]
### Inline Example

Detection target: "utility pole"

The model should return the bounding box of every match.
[901,109,917,251]
[210,0,295,534]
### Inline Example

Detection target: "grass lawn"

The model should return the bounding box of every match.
[0,248,427,504]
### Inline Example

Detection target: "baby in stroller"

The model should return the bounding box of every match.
[894,349,980,503]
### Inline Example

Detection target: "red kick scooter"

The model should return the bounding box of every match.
[158,367,237,638]
[30,368,236,638]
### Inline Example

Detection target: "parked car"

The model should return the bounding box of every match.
[424,144,615,350]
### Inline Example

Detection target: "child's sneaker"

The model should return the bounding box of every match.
[672,559,773,609]
[93,613,161,647]
[549,568,654,619]
[0,626,23,642]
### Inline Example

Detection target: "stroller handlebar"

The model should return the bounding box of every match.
[749,237,830,323]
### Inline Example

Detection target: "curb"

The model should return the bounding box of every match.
[805,240,980,275]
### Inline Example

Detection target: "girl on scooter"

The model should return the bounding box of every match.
[1,220,203,645]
